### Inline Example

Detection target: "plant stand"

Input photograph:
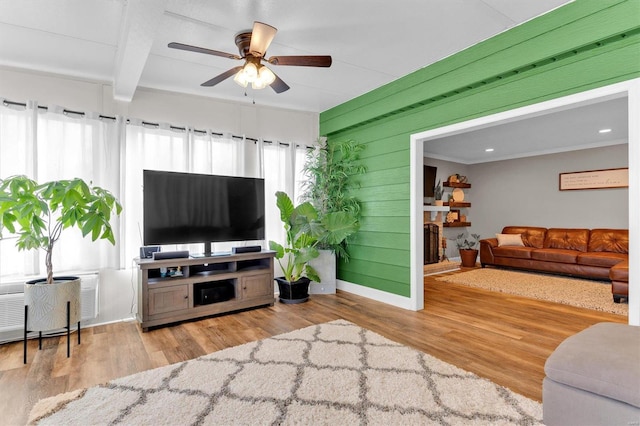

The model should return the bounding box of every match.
[24,301,80,364]
[23,277,81,364]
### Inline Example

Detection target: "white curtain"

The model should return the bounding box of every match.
[1,101,305,283]
[123,124,266,258]
[0,101,121,281]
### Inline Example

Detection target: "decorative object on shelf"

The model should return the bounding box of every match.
[269,191,357,303]
[455,232,481,268]
[457,175,468,184]
[452,188,465,202]
[0,175,122,363]
[433,179,444,206]
[447,174,459,184]
[446,211,459,223]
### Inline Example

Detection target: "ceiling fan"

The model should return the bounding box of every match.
[168,21,332,93]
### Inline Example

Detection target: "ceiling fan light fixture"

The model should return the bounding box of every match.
[233,70,249,87]
[258,65,276,85]
[243,62,258,79]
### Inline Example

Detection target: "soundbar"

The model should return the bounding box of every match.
[152,250,190,260]
[231,245,262,254]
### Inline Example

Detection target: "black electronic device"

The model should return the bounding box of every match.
[143,170,265,256]
[152,250,190,260]
[139,246,161,259]
[195,281,235,305]
[232,245,262,254]
[424,165,437,197]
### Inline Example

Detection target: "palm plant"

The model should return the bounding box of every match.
[300,138,365,260]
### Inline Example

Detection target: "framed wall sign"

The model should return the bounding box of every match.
[559,167,628,191]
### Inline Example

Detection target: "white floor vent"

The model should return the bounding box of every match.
[0,274,99,332]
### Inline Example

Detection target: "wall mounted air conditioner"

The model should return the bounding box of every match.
[0,274,99,333]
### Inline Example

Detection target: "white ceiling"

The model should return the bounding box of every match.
[0,0,573,113]
[4,0,625,164]
[424,97,629,164]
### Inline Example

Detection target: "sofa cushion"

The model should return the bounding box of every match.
[531,248,579,264]
[544,322,640,408]
[544,228,589,252]
[493,246,534,259]
[577,252,627,268]
[496,233,524,247]
[610,260,629,283]
[501,226,547,248]
[588,229,628,254]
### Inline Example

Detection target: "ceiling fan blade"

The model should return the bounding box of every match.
[201,66,244,87]
[267,55,332,67]
[168,42,241,60]
[270,73,290,93]
[249,21,277,57]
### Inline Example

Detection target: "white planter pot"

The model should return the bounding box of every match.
[24,277,81,332]
[309,249,337,294]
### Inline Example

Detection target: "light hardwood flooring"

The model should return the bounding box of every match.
[0,270,627,425]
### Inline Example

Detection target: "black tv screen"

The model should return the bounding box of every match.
[424,165,437,197]
[143,170,265,248]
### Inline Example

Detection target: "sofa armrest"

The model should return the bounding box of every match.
[479,238,498,266]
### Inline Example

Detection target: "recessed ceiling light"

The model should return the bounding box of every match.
[599,128,612,133]
[485,148,494,152]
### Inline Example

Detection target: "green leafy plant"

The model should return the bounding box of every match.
[269,191,358,283]
[455,233,481,250]
[300,138,365,260]
[434,179,444,200]
[0,175,122,284]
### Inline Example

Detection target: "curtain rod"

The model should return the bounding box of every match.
[5,99,315,150]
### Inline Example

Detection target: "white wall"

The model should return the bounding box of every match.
[470,144,629,239]
[0,67,319,143]
[0,66,319,331]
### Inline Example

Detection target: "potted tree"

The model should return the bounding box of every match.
[455,232,481,267]
[299,138,365,293]
[0,175,122,337]
[269,191,357,303]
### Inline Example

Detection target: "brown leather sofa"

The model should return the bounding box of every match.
[480,226,629,303]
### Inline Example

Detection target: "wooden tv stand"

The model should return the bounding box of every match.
[135,251,275,332]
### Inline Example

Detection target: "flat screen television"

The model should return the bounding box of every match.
[424,165,437,197]
[143,170,265,255]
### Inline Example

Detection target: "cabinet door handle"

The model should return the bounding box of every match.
[184,295,188,299]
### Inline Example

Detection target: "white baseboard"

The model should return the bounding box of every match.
[336,279,416,311]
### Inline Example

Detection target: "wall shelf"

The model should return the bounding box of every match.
[444,201,471,208]
[443,182,471,188]
[444,222,471,227]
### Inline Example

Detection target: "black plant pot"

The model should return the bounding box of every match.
[275,277,310,304]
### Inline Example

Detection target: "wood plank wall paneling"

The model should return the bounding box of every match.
[320,0,640,297]
[321,1,639,133]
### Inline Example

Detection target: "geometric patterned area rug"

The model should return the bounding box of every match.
[29,320,542,425]
[436,268,628,316]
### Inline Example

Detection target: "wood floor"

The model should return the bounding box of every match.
[0,270,626,425]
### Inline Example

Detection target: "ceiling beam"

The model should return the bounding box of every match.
[113,0,167,102]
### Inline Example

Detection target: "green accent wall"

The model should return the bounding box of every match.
[320,0,640,298]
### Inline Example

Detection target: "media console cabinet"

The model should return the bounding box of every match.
[135,251,275,331]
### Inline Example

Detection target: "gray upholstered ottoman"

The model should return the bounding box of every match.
[543,322,640,425]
